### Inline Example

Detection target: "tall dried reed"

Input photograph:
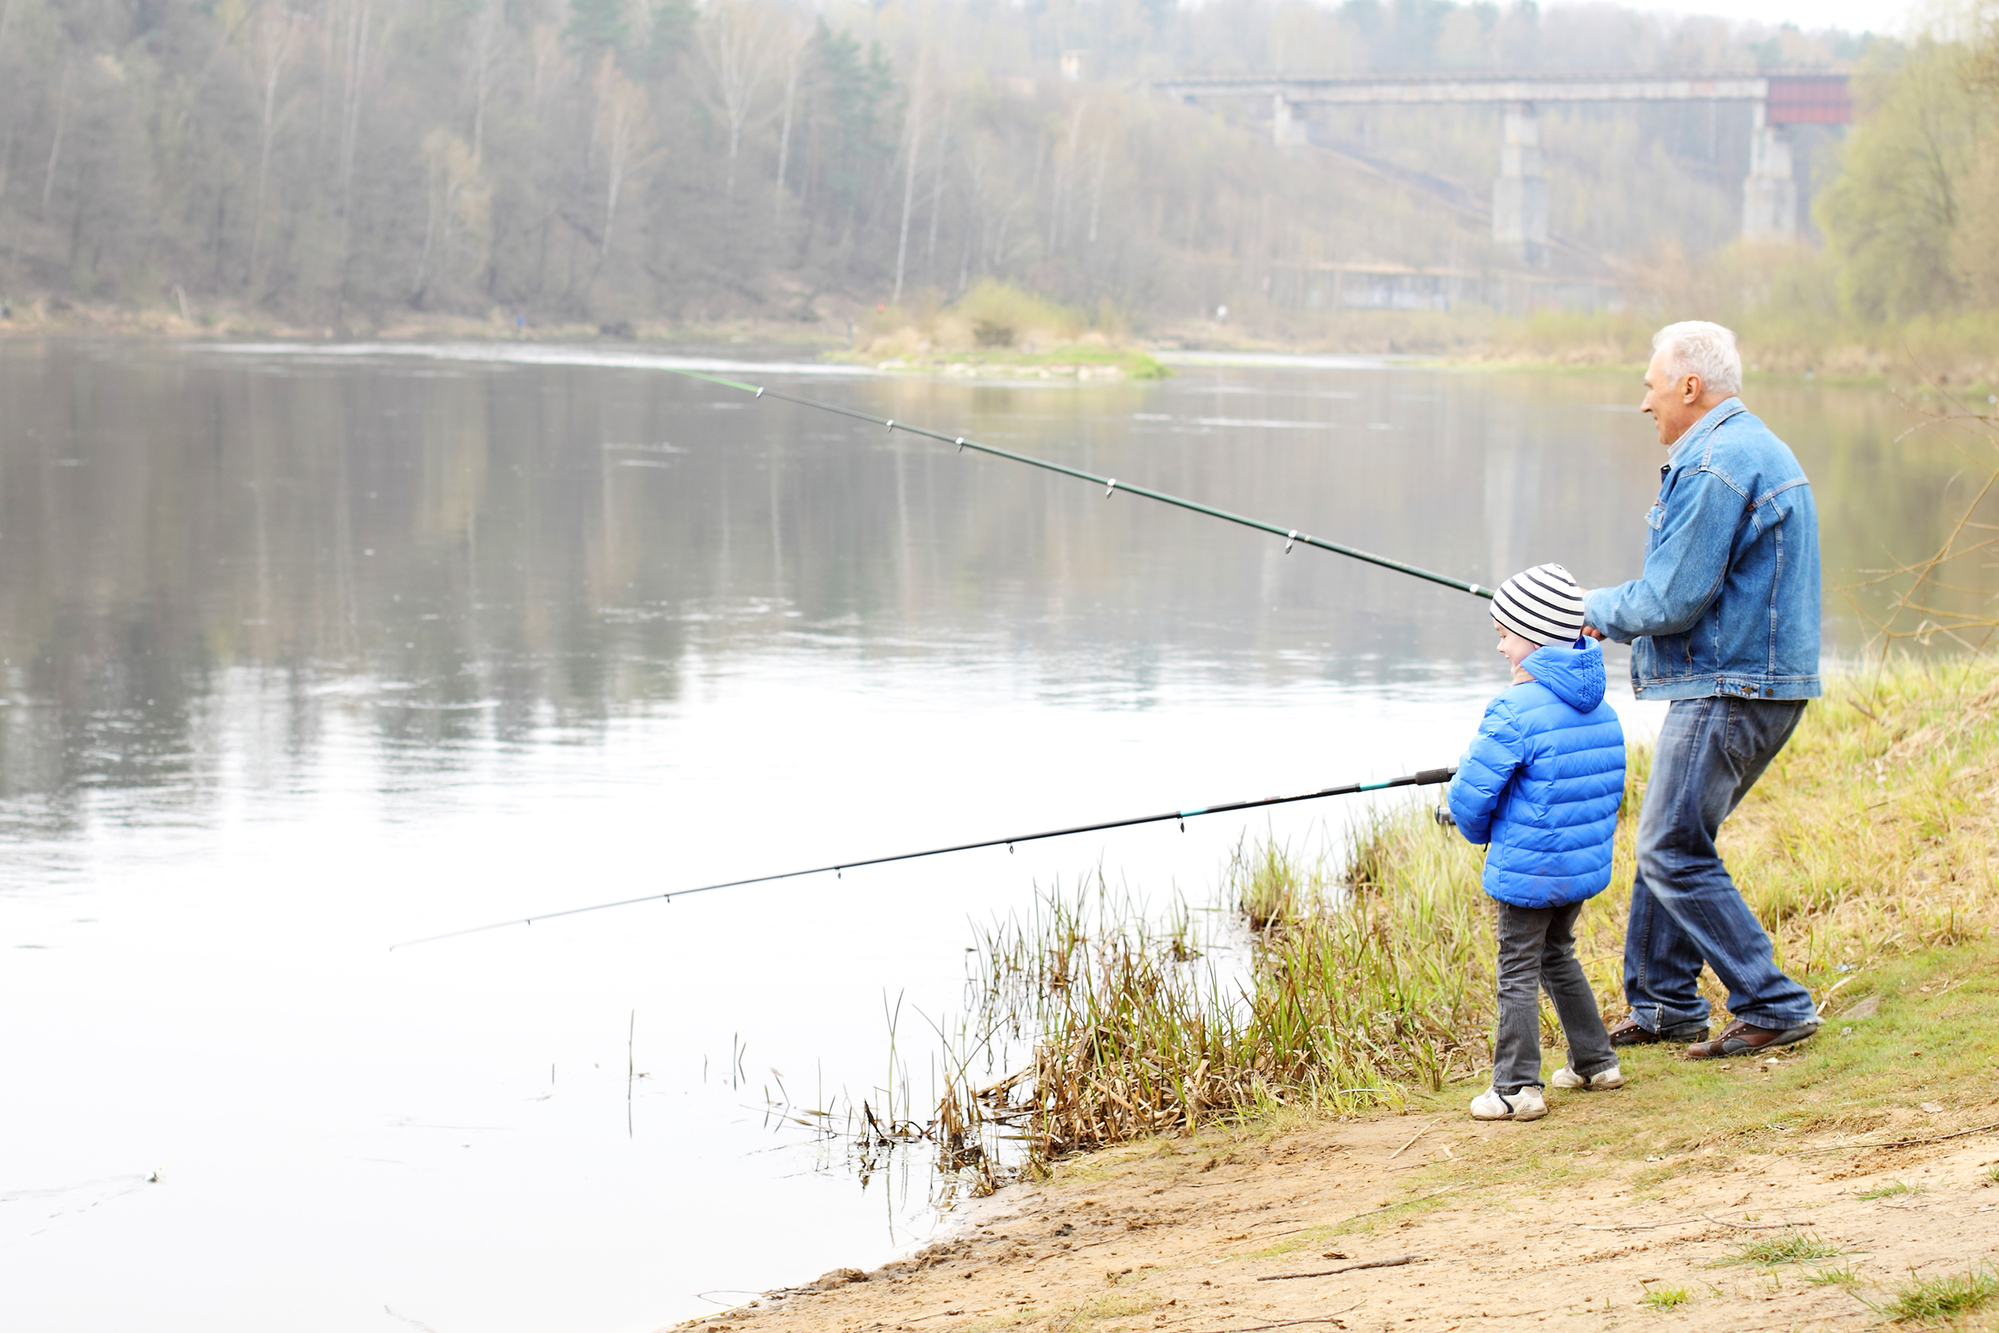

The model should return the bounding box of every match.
[929,662,1999,1189]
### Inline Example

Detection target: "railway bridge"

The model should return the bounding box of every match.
[1149,72,1852,263]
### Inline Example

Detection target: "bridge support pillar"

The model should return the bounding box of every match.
[1742,104,1797,241]
[1492,101,1547,266]
[1272,95,1306,145]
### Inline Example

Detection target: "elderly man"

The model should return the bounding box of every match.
[1582,320,1822,1060]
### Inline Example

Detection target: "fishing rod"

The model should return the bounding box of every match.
[655,365,1494,600]
[390,764,1457,950]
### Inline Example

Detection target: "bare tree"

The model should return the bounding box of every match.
[1048,100,1087,253]
[336,0,373,231]
[1087,125,1111,247]
[529,22,563,119]
[892,63,927,303]
[924,89,953,276]
[697,0,780,201]
[248,3,304,287]
[0,0,21,211]
[465,0,504,163]
[593,54,652,275]
[771,22,809,230]
[41,59,71,218]
[411,128,488,303]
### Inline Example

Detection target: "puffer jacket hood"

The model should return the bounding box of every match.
[1446,638,1626,909]
[1521,638,1607,714]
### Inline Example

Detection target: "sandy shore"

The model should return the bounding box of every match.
[668,1044,1999,1333]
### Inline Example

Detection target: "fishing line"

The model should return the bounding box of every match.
[389,765,1457,950]
[655,366,1493,600]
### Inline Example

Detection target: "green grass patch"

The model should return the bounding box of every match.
[1043,1291,1159,1332]
[1641,1286,1691,1310]
[1806,1264,1863,1286]
[1859,1180,1925,1200]
[925,664,1999,1187]
[1887,1264,1999,1323]
[836,280,1167,379]
[1726,1230,1844,1266]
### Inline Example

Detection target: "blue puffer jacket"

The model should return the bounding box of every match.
[1447,639,1627,908]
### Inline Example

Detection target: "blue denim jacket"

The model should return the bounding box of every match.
[1583,398,1821,701]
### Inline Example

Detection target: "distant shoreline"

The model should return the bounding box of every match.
[0,302,1977,392]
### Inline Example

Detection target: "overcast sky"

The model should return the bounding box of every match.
[1566,0,1919,37]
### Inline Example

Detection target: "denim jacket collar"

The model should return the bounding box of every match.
[1664,397,1747,472]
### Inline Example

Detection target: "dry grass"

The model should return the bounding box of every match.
[925,662,1999,1190]
[1887,1264,1999,1324]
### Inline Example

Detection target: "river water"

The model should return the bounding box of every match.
[0,341,1967,1331]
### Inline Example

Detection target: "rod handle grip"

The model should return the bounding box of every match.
[1412,767,1456,786]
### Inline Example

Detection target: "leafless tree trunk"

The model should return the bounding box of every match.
[992,196,1018,272]
[0,0,17,210]
[314,0,334,168]
[1087,129,1109,247]
[413,133,445,301]
[1049,101,1086,253]
[530,24,562,118]
[924,91,953,275]
[892,66,926,303]
[337,0,373,226]
[771,31,806,230]
[466,0,502,163]
[697,0,778,201]
[249,5,302,287]
[958,147,987,292]
[593,56,645,267]
[40,60,71,218]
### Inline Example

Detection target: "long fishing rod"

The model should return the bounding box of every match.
[390,765,1457,950]
[656,365,1494,600]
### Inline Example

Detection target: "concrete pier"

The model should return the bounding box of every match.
[1491,102,1548,265]
[1742,104,1797,240]
[1273,95,1306,146]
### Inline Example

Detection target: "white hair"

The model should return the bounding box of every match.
[1652,320,1743,398]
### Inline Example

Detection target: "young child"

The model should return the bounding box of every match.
[1446,564,1627,1121]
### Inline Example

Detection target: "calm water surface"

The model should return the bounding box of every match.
[0,341,1965,1331]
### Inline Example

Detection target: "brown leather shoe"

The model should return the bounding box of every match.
[1609,1014,1708,1046]
[1682,1018,1821,1060]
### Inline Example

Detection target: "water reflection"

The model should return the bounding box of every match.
[1,343,1976,833]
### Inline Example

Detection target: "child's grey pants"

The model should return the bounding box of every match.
[1494,900,1617,1093]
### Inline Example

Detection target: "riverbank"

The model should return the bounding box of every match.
[674,939,1999,1333]
[8,295,1998,393]
[675,664,1999,1332]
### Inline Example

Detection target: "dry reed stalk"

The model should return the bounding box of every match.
[915,661,1999,1192]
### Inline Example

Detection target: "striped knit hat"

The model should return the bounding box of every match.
[1491,563,1587,646]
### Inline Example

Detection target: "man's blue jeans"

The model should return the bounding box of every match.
[1625,696,1819,1034]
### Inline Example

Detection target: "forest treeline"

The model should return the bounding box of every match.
[0,0,1965,339]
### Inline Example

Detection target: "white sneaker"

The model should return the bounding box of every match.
[1550,1063,1626,1090]
[1470,1085,1547,1121]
